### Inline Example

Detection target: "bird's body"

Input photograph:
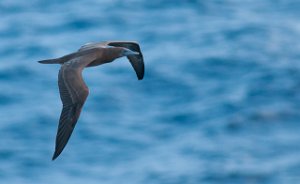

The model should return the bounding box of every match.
[38,41,144,160]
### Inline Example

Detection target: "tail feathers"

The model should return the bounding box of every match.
[38,58,61,64]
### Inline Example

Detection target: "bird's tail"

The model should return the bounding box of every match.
[38,58,61,64]
[38,52,77,64]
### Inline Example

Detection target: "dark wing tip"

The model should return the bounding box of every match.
[52,150,60,160]
[134,57,144,80]
[128,53,144,80]
[52,138,68,160]
[37,59,60,64]
[37,60,47,64]
[137,65,144,80]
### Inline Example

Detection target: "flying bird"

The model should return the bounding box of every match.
[38,41,144,160]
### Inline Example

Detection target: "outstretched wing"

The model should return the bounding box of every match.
[107,41,144,80]
[52,58,91,160]
[79,41,144,80]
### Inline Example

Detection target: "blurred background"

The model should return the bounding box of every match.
[1,0,300,183]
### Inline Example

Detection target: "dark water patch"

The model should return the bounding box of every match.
[247,109,300,124]
[225,107,300,135]
[0,47,23,57]
[65,18,97,30]
[180,143,227,162]
[137,0,196,9]
[0,26,23,38]
[0,65,36,81]
[0,3,25,14]
[35,114,57,132]
[202,102,244,129]
[135,0,226,13]
[16,158,48,179]
[202,171,272,184]
[88,94,121,113]
[0,94,18,105]
[245,70,299,104]
[223,24,268,41]
[141,68,196,104]
[285,162,300,177]
[158,111,200,128]
[151,126,178,140]
[21,45,51,58]
[99,136,145,149]
[188,57,258,81]
[3,116,53,141]
[0,150,15,160]
[73,136,149,165]
[225,115,249,133]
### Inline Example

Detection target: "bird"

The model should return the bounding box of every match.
[38,41,144,160]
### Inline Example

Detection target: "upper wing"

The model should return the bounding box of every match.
[107,41,144,80]
[78,42,107,52]
[52,58,91,160]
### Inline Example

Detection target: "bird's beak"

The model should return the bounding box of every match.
[122,48,140,56]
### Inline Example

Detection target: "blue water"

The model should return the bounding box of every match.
[1,0,300,183]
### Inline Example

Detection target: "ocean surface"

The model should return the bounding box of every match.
[1,0,300,183]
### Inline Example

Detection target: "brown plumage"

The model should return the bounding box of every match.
[38,41,144,160]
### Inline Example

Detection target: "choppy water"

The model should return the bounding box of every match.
[1,0,300,183]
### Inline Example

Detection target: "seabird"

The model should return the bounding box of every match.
[38,41,144,160]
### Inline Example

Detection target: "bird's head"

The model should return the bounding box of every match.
[103,46,139,61]
[102,46,144,80]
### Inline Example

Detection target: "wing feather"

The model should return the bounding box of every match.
[52,61,89,160]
